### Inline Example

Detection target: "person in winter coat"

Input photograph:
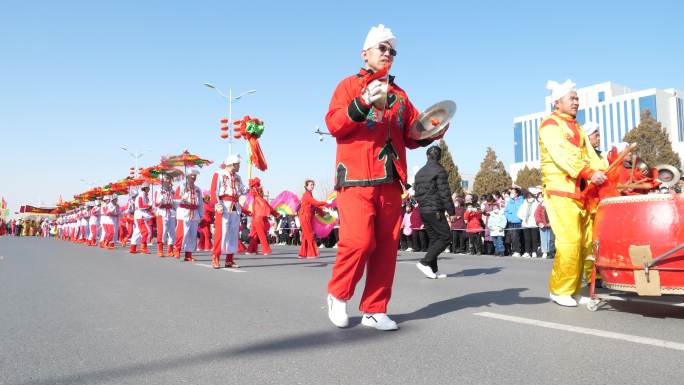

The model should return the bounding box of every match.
[401,204,414,251]
[450,196,466,253]
[487,203,507,256]
[412,145,456,278]
[464,204,483,254]
[534,196,553,259]
[504,187,524,257]
[517,190,540,258]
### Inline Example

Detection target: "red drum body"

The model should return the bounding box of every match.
[593,194,684,294]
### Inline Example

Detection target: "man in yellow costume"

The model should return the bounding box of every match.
[539,79,606,307]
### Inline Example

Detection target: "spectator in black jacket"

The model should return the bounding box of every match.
[413,145,456,279]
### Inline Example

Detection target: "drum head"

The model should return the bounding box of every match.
[409,100,457,140]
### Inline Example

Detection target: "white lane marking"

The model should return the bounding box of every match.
[474,312,684,352]
[194,263,247,273]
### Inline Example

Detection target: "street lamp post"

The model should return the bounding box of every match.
[204,83,256,155]
[120,147,146,177]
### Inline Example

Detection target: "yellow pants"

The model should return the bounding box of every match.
[583,214,596,283]
[546,194,592,296]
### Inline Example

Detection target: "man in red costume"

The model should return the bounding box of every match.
[245,177,279,255]
[325,24,439,331]
[298,179,328,258]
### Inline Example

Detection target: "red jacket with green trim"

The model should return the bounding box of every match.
[325,68,429,189]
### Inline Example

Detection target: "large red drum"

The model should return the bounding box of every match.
[593,194,684,294]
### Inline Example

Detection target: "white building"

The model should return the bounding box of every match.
[510,82,684,178]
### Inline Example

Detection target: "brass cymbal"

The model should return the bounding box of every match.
[409,100,457,140]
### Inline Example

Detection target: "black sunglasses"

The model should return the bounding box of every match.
[375,44,397,57]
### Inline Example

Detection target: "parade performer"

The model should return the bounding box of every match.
[78,206,89,243]
[100,195,119,249]
[121,194,135,245]
[130,183,153,254]
[539,79,606,307]
[154,174,177,257]
[111,194,121,246]
[246,178,279,255]
[174,169,203,261]
[325,24,438,330]
[197,193,214,251]
[297,180,328,258]
[210,154,247,269]
[88,201,101,246]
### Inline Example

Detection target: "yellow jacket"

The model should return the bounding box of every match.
[538,112,603,200]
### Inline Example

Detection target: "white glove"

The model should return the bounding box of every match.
[362,80,388,109]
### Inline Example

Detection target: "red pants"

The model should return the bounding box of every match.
[124,220,133,243]
[103,224,115,244]
[247,217,272,254]
[136,218,150,244]
[198,221,212,250]
[298,213,318,257]
[327,182,403,314]
[89,224,98,242]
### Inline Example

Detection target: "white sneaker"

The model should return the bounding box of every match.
[405,247,414,252]
[541,252,548,259]
[522,253,531,258]
[574,295,592,305]
[361,313,398,331]
[532,252,538,258]
[445,248,450,253]
[333,244,338,249]
[512,252,521,258]
[327,294,349,328]
[435,272,447,279]
[416,262,437,279]
[318,244,324,249]
[549,293,578,307]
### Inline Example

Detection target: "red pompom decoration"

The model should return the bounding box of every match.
[220,118,228,124]
[220,132,229,139]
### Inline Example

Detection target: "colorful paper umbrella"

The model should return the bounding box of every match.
[270,190,300,216]
[312,208,338,239]
[160,150,213,168]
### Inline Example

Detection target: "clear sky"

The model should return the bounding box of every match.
[1,0,683,213]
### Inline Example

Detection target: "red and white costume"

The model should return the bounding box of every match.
[88,203,101,246]
[154,185,177,257]
[78,207,89,243]
[325,66,429,315]
[130,185,153,253]
[210,155,247,268]
[174,177,204,260]
[100,198,119,248]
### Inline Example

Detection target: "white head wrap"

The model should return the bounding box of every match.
[583,121,599,136]
[110,193,118,200]
[546,79,576,101]
[224,154,241,165]
[363,24,396,51]
[187,168,200,177]
[140,182,150,189]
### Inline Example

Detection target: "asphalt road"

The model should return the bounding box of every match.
[1,236,683,385]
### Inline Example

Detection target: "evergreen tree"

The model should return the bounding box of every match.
[472,147,512,195]
[514,166,542,189]
[438,139,464,195]
[623,110,681,168]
